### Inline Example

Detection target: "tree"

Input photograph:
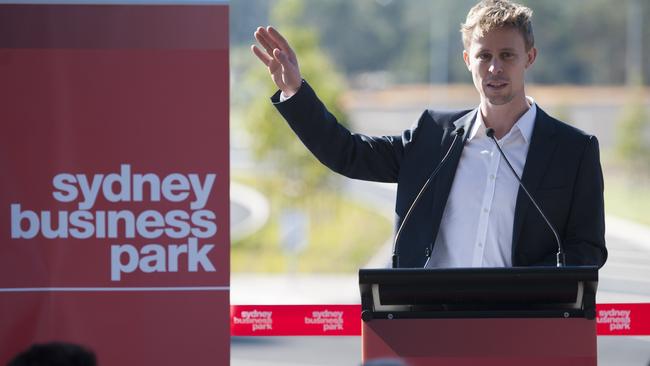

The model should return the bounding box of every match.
[230,0,647,86]
[242,0,349,197]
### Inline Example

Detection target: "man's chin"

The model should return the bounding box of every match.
[485,94,514,106]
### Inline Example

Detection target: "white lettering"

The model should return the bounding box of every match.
[161,173,190,202]
[10,204,39,239]
[40,211,68,239]
[132,173,160,203]
[167,244,188,271]
[111,244,139,281]
[188,237,215,272]
[110,238,215,281]
[95,211,106,238]
[69,210,95,239]
[164,210,191,238]
[107,210,136,238]
[52,173,78,202]
[18,165,223,281]
[191,210,217,238]
[139,244,166,273]
[77,173,103,210]
[189,174,216,210]
[103,164,131,203]
[136,210,164,239]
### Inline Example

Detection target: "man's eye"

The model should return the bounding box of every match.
[502,52,514,59]
[478,53,490,60]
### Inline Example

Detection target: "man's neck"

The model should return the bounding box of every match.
[480,97,531,139]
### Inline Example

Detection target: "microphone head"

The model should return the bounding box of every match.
[486,127,495,138]
[455,127,465,136]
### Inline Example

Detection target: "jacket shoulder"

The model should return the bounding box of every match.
[425,109,475,129]
[403,109,473,143]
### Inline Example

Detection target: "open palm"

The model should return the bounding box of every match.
[251,26,302,97]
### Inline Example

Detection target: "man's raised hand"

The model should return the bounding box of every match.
[251,26,302,98]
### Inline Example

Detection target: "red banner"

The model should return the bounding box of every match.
[596,303,650,336]
[231,305,362,336]
[231,304,650,337]
[0,3,230,365]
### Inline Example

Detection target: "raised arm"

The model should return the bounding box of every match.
[250,26,433,184]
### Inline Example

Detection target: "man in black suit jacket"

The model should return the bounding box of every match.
[251,0,607,268]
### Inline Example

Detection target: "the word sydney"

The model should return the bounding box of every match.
[52,164,216,210]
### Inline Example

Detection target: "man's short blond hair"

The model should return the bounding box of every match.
[460,0,534,51]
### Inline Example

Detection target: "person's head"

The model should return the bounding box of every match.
[461,0,537,107]
[7,342,96,366]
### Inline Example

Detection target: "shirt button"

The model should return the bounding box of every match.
[483,208,489,213]
[490,174,496,180]
[478,242,483,247]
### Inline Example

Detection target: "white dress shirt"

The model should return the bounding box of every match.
[427,98,537,268]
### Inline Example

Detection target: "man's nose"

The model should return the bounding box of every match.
[488,59,503,74]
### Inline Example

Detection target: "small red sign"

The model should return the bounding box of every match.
[596,303,650,336]
[231,305,362,336]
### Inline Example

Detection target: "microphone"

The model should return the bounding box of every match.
[485,127,566,267]
[392,126,465,268]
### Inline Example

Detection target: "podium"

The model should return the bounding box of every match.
[359,267,598,366]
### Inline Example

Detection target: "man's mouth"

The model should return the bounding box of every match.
[486,80,508,90]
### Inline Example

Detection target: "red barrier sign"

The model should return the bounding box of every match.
[231,304,650,337]
[596,303,650,336]
[231,305,362,336]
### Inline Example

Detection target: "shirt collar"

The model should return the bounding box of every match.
[468,96,537,143]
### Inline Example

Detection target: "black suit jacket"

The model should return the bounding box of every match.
[273,81,607,268]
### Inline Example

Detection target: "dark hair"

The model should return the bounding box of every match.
[7,342,96,366]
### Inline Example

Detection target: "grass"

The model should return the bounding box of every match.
[600,148,650,227]
[232,173,392,273]
[605,175,650,227]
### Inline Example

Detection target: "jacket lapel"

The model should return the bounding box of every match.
[511,107,558,257]
[429,109,477,246]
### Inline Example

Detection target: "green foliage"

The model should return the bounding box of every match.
[232,0,371,274]
[231,0,648,86]
[241,0,348,197]
[616,93,650,173]
[605,175,650,226]
[232,175,392,273]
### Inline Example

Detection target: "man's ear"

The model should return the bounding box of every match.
[526,47,537,69]
[463,50,471,70]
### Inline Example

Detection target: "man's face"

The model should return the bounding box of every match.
[463,27,536,106]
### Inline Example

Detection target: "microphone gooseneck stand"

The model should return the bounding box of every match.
[485,127,566,267]
[392,127,465,268]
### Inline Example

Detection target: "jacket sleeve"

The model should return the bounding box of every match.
[534,136,608,267]
[272,80,416,183]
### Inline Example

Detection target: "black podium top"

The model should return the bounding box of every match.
[359,266,598,320]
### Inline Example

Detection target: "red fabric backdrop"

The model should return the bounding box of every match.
[0,4,230,365]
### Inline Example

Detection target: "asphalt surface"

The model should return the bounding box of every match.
[232,336,650,366]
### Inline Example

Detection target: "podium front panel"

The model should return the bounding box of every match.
[362,317,596,366]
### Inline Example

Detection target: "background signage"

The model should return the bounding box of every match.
[0,3,230,365]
